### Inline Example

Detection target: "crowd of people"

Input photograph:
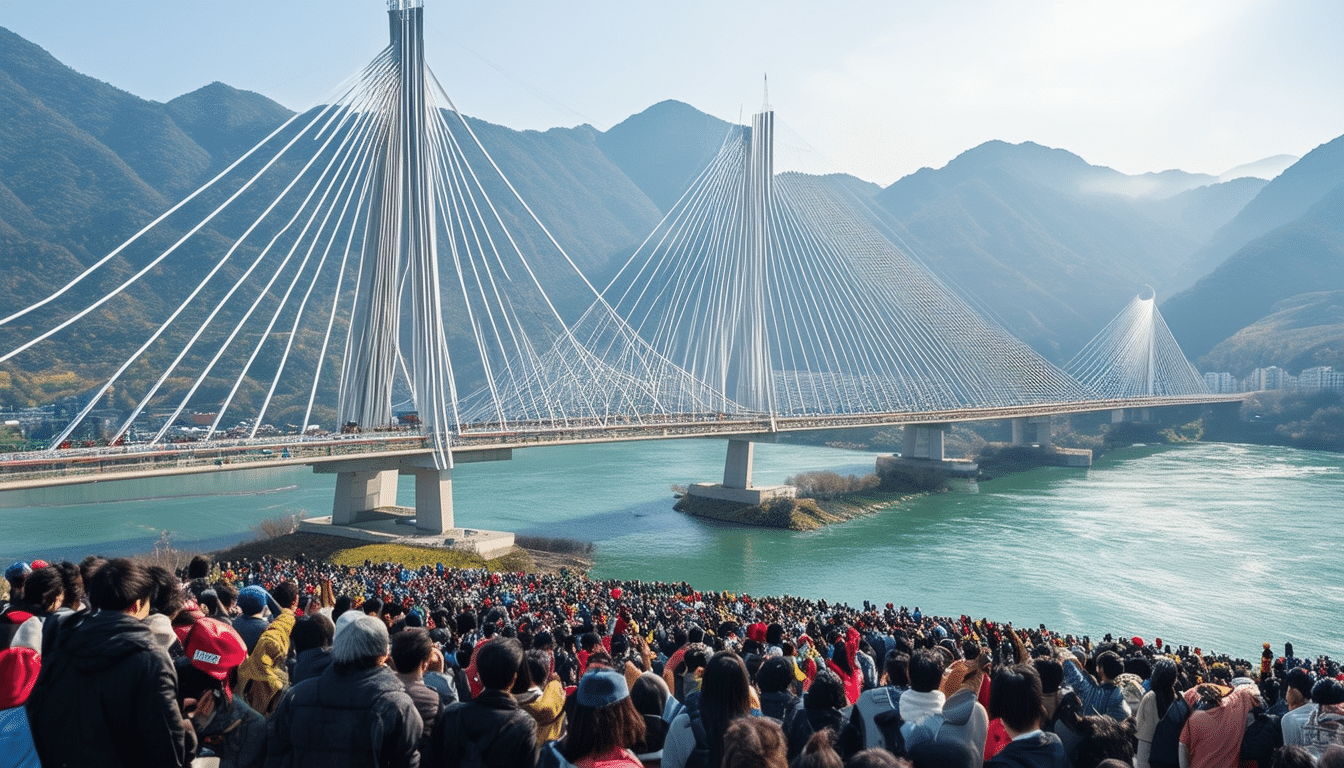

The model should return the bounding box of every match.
[1,550,1342,768]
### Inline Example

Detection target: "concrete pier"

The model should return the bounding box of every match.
[305,448,514,553]
[686,437,796,506]
[1010,416,1054,447]
[902,423,949,461]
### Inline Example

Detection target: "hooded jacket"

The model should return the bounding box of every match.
[901,687,989,765]
[26,609,187,768]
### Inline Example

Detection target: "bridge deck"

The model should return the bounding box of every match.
[0,394,1244,491]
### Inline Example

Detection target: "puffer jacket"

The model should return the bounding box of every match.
[264,663,422,768]
[26,610,187,768]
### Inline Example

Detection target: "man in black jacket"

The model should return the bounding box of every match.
[265,613,422,768]
[434,637,538,768]
[26,557,188,768]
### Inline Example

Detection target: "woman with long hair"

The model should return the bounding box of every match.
[541,668,647,768]
[1135,659,1180,768]
[663,651,757,768]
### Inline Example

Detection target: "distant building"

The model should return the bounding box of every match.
[1244,366,1290,391]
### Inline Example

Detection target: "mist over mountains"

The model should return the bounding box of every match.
[2,25,1342,408]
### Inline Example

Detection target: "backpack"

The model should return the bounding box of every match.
[1149,695,1193,768]
[870,688,907,755]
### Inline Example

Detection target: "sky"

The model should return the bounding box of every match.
[3,0,1342,186]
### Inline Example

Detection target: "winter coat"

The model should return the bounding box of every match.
[985,731,1071,768]
[264,662,422,768]
[26,609,188,768]
[434,689,539,768]
[196,691,268,768]
[239,609,295,717]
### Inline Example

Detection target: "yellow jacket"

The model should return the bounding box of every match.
[237,608,295,716]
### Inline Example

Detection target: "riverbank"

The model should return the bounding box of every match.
[195,532,595,576]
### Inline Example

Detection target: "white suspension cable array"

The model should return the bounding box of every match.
[594,109,1091,417]
[1065,291,1210,399]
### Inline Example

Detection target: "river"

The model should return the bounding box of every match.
[2,439,1340,658]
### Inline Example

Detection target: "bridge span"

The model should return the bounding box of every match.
[0,393,1243,493]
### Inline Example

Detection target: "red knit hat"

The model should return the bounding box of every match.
[0,647,41,709]
[182,618,247,681]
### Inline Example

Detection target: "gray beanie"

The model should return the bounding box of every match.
[333,614,390,663]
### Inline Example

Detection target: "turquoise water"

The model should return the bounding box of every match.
[2,440,1340,658]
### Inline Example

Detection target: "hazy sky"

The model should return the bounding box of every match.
[4,0,1342,185]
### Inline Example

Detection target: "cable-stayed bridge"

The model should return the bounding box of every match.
[0,1,1240,538]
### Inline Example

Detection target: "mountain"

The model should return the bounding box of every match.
[594,99,735,212]
[164,82,294,174]
[1169,134,1344,291]
[1199,290,1344,376]
[1219,154,1297,183]
[1162,181,1344,361]
[871,140,1265,360]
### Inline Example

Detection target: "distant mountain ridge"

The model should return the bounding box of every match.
[1,24,1339,410]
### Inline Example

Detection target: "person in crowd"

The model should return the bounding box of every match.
[784,670,854,760]
[630,672,672,765]
[146,564,187,651]
[793,728,845,768]
[288,613,334,685]
[1071,714,1137,767]
[3,565,63,651]
[1059,648,1131,722]
[0,645,41,768]
[265,613,421,768]
[758,654,803,721]
[1136,658,1185,768]
[849,650,909,752]
[900,650,989,765]
[27,557,188,768]
[843,749,903,768]
[239,581,298,716]
[434,637,538,768]
[541,668,646,768]
[720,716,789,768]
[393,627,444,758]
[1280,668,1318,747]
[234,584,275,652]
[1270,745,1317,768]
[175,617,265,768]
[664,651,757,768]
[519,649,566,745]
[1301,678,1344,760]
[1179,683,1261,768]
[825,627,863,705]
[2,562,31,614]
[984,663,1069,768]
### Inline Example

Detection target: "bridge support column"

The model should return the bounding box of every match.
[1010,417,1053,447]
[332,468,398,525]
[723,439,754,489]
[902,424,947,461]
[684,435,794,507]
[309,448,511,550]
[409,465,452,534]
[1111,408,1152,423]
